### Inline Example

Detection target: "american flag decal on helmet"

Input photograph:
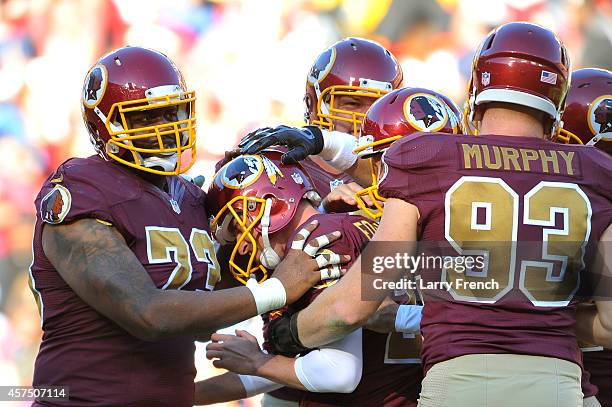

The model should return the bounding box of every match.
[540,70,557,85]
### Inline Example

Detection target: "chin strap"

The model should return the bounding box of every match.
[587,132,612,146]
[141,153,178,172]
[259,198,282,269]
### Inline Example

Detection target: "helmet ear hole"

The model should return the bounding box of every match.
[484,34,496,50]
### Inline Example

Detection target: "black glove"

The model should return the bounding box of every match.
[239,125,324,164]
[267,312,312,356]
[238,127,274,150]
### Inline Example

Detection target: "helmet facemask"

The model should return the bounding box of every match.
[97,85,196,176]
[311,81,392,136]
[211,196,281,285]
[555,126,585,144]
[353,153,389,220]
[352,132,404,219]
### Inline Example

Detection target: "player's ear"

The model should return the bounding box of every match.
[237,239,253,256]
[229,218,257,256]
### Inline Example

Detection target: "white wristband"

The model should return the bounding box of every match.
[394,304,423,333]
[246,277,287,314]
[319,129,358,171]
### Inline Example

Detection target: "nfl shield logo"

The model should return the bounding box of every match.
[291,172,304,185]
[170,199,181,214]
[329,179,344,191]
[481,72,490,86]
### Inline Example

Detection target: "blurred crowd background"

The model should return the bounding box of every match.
[0,0,609,405]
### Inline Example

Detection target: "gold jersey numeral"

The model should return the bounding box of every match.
[146,227,220,290]
[444,177,592,306]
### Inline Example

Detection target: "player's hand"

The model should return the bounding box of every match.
[206,330,272,375]
[322,182,373,213]
[272,219,350,304]
[237,127,274,151]
[239,125,324,164]
[365,297,399,333]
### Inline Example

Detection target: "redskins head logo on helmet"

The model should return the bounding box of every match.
[304,37,403,137]
[353,87,462,219]
[463,22,570,137]
[556,68,611,154]
[81,46,196,176]
[206,150,321,285]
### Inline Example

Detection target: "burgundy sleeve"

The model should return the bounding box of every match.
[38,166,115,226]
[377,133,446,203]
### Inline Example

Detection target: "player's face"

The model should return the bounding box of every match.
[332,94,376,135]
[126,105,182,152]
[236,230,262,259]
[234,226,285,272]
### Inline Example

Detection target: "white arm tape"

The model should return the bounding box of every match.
[394,304,423,334]
[238,374,283,397]
[246,278,287,314]
[319,129,358,171]
[294,328,363,393]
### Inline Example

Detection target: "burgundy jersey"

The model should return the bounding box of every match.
[378,133,612,373]
[30,155,219,407]
[300,156,356,197]
[264,212,421,406]
[583,348,612,405]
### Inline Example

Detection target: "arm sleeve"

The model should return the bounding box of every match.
[319,129,358,171]
[293,328,363,393]
[238,374,283,397]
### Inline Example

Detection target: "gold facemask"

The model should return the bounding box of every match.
[311,85,389,136]
[211,195,269,285]
[354,158,386,220]
[554,128,584,144]
[103,90,196,176]
[352,136,403,220]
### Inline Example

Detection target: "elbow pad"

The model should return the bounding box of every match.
[394,304,423,333]
[294,329,363,393]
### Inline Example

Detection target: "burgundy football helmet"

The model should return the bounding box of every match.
[304,37,403,136]
[353,87,462,219]
[557,68,611,154]
[81,46,196,175]
[464,22,570,136]
[207,150,320,284]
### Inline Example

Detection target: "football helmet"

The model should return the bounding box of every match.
[81,46,196,176]
[304,37,403,136]
[353,87,462,219]
[206,150,320,285]
[556,68,611,154]
[464,22,570,136]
